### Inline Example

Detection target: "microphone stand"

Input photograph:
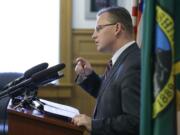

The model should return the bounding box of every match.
[11,86,44,112]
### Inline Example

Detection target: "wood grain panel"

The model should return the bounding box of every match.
[38,0,73,98]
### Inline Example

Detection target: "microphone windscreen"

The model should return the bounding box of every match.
[31,63,65,83]
[24,62,49,78]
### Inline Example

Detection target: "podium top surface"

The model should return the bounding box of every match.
[7,100,85,133]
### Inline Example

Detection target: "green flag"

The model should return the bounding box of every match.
[175,0,180,91]
[140,0,176,135]
[140,0,155,135]
[175,0,180,134]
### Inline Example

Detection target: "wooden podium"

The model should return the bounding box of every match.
[7,102,85,135]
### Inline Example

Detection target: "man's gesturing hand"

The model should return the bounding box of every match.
[75,57,93,77]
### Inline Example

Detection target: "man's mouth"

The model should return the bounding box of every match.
[95,41,99,44]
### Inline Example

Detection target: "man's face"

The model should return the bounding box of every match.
[92,13,117,53]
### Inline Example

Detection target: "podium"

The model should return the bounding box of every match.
[7,102,85,135]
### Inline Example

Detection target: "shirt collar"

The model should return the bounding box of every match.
[111,41,135,65]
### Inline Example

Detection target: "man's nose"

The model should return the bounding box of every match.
[92,31,97,40]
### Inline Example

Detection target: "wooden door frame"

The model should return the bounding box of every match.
[60,0,72,86]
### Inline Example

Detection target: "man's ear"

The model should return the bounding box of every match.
[114,23,125,36]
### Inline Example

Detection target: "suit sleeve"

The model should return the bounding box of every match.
[91,66,140,135]
[75,71,102,98]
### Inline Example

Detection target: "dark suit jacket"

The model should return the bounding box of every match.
[76,43,141,135]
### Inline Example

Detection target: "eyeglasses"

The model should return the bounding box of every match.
[95,23,116,32]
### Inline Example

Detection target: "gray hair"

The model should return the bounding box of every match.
[97,6,133,34]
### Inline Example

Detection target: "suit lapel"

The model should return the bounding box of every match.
[99,44,137,96]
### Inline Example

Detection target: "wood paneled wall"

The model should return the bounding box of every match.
[38,0,73,99]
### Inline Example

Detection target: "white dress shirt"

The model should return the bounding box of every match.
[111,41,135,65]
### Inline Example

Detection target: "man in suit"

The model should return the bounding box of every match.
[72,6,140,135]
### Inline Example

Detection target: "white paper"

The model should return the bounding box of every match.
[40,99,80,118]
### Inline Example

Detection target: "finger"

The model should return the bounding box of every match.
[75,61,85,73]
[75,62,83,70]
[72,115,81,122]
[74,119,79,125]
[76,57,87,65]
[73,118,82,126]
[76,57,85,62]
[71,117,76,123]
[77,121,83,126]
[74,118,83,126]
[74,114,82,118]
[75,64,85,75]
[72,117,78,125]
[78,114,85,117]
[77,61,84,67]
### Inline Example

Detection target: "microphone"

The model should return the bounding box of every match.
[24,62,49,78]
[2,62,49,90]
[0,63,65,98]
[32,63,65,84]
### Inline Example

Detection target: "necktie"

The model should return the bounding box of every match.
[104,60,112,79]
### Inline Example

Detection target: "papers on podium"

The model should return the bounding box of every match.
[40,99,80,119]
